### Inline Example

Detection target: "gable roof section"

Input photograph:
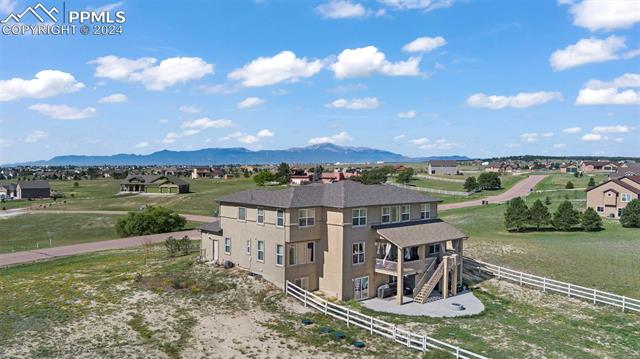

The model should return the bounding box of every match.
[588,177,640,195]
[218,181,441,209]
[429,160,458,167]
[375,219,467,247]
[121,174,187,186]
[17,180,50,189]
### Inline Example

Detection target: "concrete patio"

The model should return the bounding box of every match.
[361,291,484,317]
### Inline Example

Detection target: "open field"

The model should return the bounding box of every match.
[533,172,608,191]
[411,174,526,203]
[0,212,200,254]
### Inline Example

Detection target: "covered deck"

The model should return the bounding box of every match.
[372,219,468,305]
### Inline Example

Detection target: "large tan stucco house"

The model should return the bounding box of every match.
[586,176,640,218]
[199,181,467,305]
[580,161,618,173]
[119,175,189,194]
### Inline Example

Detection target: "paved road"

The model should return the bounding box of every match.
[439,175,547,211]
[0,230,199,267]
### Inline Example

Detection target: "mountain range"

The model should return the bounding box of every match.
[7,144,470,166]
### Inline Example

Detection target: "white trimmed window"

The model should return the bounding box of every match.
[622,193,632,202]
[420,204,430,220]
[276,209,285,227]
[257,207,265,224]
[288,244,297,266]
[224,237,231,254]
[306,242,315,263]
[245,240,251,255]
[352,208,367,227]
[381,207,391,223]
[238,207,246,221]
[257,240,265,261]
[298,208,315,227]
[352,242,365,265]
[276,244,284,266]
[401,205,411,221]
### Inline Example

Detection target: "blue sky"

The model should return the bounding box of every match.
[0,0,638,164]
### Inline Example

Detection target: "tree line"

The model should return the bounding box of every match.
[504,197,603,232]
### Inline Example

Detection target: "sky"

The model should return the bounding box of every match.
[0,0,639,164]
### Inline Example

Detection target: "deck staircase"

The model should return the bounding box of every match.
[413,260,444,304]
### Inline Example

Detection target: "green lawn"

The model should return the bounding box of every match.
[440,204,640,297]
[0,212,200,253]
[418,174,526,204]
[410,177,467,191]
[534,172,608,191]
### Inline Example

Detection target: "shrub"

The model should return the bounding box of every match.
[528,199,551,231]
[545,196,552,205]
[253,170,274,186]
[116,206,186,237]
[165,236,180,257]
[478,172,501,190]
[565,181,574,189]
[581,207,603,231]
[396,168,415,184]
[620,199,640,228]
[552,200,580,231]
[73,181,79,187]
[463,177,478,192]
[179,236,192,256]
[587,177,596,187]
[504,197,529,232]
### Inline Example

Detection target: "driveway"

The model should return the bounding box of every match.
[439,175,547,211]
[0,230,199,267]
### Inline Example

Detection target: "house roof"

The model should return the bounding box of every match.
[375,219,467,248]
[218,180,441,209]
[198,218,222,234]
[610,164,640,179]
[17,180,50,189]
[588,177,640,195]
[429,160,458,167]
[582,161,613,167]
[2,183,16,191]
[120,174,187,186]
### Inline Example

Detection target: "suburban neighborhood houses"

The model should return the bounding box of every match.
[119,174,190,194]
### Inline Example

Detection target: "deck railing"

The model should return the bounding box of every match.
[464,257,640,313]
[285,281,488,359]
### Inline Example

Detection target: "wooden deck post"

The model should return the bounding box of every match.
[442,255,449,299]
[451,255,458,296]
[397,246,404,305]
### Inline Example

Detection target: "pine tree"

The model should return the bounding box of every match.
[463,176,478,192]
[620,199,640,228]
[528,199,551,230]
[504,197,529,232]
[581,207,603,231]
[565,181,574,189]
[545,196,552,205]
[552,200,580,231]
[587,177,596,187]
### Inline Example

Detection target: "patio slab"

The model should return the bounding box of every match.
[361,291,484,317]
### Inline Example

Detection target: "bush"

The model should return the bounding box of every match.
[545,196,552,205]
[165,236,180,257]
[352,166,394,185]
[396,168,414,184]
[116,206,186,237]
[179,236,192,256]
[478,172,501,190]
[504,197,529,231]
[253,170,274,186]
[620,199,640,228]
[73,181,79,187]
[552,200,580,231]
[463,176,478,192]
[565,181,574,189]
[587,177,596,187]
[528,199,551,230]
[581,207,603,231]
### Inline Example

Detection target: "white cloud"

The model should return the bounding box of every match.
[228,51,323,87]
[218,131,243,141]
[308,131,353,145]
[257,129,274,138]
[466,91,562,109]
[379,0,456,11]
[198,83,241,95]
[591,125,631,134]
[237,97,266,109]
[316,0,366,18]
[330,46,421,78]
[553,143,567,148]
[163,129,201,144]
[397,110,416,118]
[327,83,368,93]
[520,133,538,143]
[29,104,96,120]
[24,130,47,143]
[0,70,85,102]
[566,0,640,32]
[326,97,380,110]
[410,137,456,149]
[562,127,582,134]
[135,142,149,148]
[549,36,638,71]
[393,134,405,140]
[0,138,13,148]
[0,0,17,14]
[89,55,214,90]
[410,137,429,145]
[576,73,640,105]
[179,105,201,113]
[581,133,607,141]
[181,118,233,130]
[542,132,554,137]
[614,137,624,143]
[98,93,127,103]
[238,135,259,144]
[402,36,447,53]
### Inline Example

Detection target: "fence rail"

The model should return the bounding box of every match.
[387,182,477,196]
[415,174,466,183]
[464,257,640,313]
[285,281,488,359]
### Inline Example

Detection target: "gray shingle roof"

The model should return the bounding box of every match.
[121,174,187,186]
[218,181,441,209]
[429,160,458,167]
[17,180,50,189]
[375,219,467,247]
[198,218,222,233]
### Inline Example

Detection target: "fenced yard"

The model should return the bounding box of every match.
[285,281,488,359]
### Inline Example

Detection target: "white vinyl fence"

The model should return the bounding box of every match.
[464,257,640,313]
[387,182,477,196]
[285,281,488,359]
[415,174,466,183]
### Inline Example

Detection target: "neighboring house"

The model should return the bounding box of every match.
[586,176,640,218]
[0,183,17,199]
[199,181,467,305]
[581,161,617,173]
[191,167,212,179]
[119,175,189,194]
[16,181,50,199]
[427,160,459,175]
[290,174,313,185]
[320,172,346,183]
[610,164,640,180]
[560,164,578,174]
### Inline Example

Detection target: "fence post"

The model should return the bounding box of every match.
[568,283,571,297]
[393,326,396,341]
[284,281,288,294]
[543,278,546,292]
[593,290,596,304]
[324,300,328,314]
[497,266,501,279]
[370,316,373,334]
[456,346,460,358]
[304,289,308,307]
[622,296,626,312]
[519,272,523,286]
[422,335,427,352]
[346,308,350,327]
